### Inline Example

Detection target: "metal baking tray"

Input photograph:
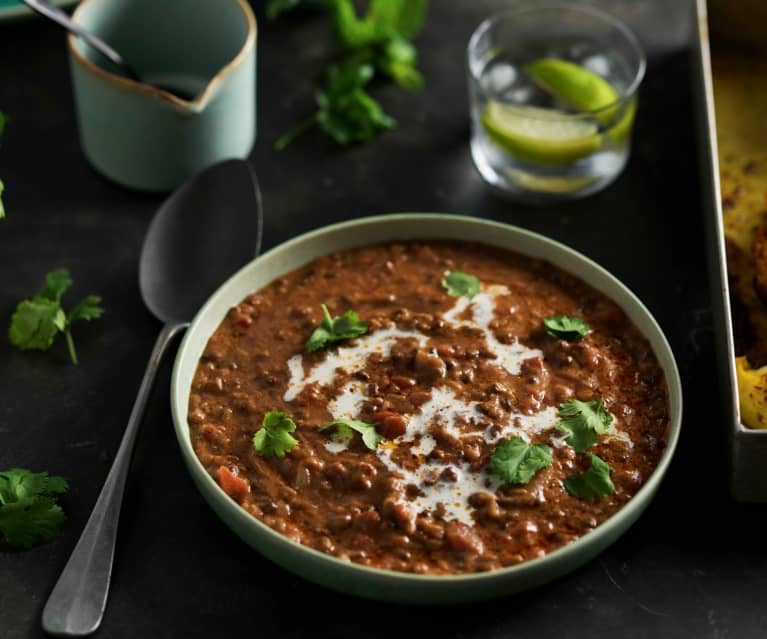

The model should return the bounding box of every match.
[694,0,767,501]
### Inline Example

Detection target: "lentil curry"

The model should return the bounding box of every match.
[188,241,669,575]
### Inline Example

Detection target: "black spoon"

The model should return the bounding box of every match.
[41,159,263,637]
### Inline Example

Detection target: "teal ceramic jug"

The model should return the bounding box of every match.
[68,0,256,191]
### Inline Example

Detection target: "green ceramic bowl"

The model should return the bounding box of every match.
[170,214,682,603]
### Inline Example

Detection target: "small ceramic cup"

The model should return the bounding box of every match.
[68,0,256,191]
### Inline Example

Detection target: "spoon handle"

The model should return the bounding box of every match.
[21,0,141,82]
[42,322,187,638]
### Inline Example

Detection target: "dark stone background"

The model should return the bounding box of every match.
[1,1,765,637]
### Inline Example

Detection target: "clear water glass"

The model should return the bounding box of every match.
[467,3,646,202]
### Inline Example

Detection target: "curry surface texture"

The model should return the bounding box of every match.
[189,241,669,575]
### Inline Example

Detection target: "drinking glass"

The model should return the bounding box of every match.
[467,3,645,202]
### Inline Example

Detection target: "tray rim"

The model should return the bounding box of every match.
[694,0,767,502]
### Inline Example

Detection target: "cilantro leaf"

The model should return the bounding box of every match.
[490,436,552,484]
[564,453,615,500]
[276,0,427,148]
[305,303,368,352]
[9,299,67,351]
[328,1,424,90]
[0,468,68,548]
[8,269,104,364]
[376,35,422,90]
[0,469,69,505]
[0,498,66,548]
[320,418,382,450]
[557,398,613,452]
[275,61,395,149]
[328,0,428,47]
[442,270,480,299]
[37,268,73,303]
[252,411,299,458]
[329,0,388,48]
[67,295,105,324]
[543,315,590,341]
[317,62,395,144]
[367,0,428,39]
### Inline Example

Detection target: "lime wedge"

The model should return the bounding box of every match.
[480,102,601,165]
[605,97,636,144]
[523,58,620,123]
[506,168,598,194]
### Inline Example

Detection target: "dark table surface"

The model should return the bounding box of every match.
[2,0,766,637]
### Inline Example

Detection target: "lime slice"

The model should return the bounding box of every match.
[480,102,601,165]
[506,168,598,194]
[523,58,620,123]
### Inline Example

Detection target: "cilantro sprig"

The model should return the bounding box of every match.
[556,398,616,501]
[564,453,615,500]
[305,304,368,352]
[320,418,382,450]
[557,398,613,452]
[273,0,428,148]
[8,269,104,364]
[543,315,590,341]
[442,270,480,299]
[277,62,394,149]
[330,0,427,89]
[490,436,552,484]
[0,469,68,548]
[252,411,299,458]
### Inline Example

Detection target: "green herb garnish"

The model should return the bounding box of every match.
[557,398,613,452]
[0,469,68,548]
[320,418,382,450]
[276,60,394,150]
[490,436,552,484]
[9,268,104,364]
[252,411,299,458]
[305,303,368,352]
[274,0,428,148]
[543,315,590,341]
[331,0,427,89]
[442,270,480,299]
[563,453,615,500]
[366,0,429,41]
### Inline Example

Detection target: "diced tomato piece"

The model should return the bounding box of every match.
[521,356,543,375]
[216,466,250,502]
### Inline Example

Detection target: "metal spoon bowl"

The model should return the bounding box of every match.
[41,159,263,637]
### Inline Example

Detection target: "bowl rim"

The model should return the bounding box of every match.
[170,212,682,585]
